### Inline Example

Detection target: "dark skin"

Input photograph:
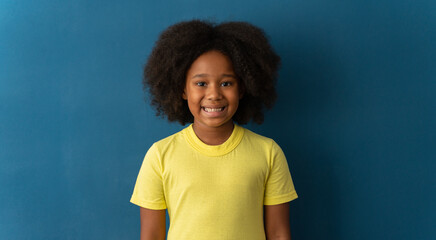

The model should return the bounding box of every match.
[139,208,166,240]
[139,202,291,240]
[183,51,242,146]
[139,51,293,239]
[264,202,292,240]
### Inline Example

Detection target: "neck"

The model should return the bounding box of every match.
[192,122,234,145]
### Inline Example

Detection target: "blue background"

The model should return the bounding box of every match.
[1,0,435,239]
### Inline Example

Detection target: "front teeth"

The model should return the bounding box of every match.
[203,107,224,112]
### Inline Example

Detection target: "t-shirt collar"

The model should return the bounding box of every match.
[183,123,244,157]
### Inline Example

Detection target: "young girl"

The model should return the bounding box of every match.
[131,20,298,240]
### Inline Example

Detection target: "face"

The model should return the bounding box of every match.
[183,50,242,131]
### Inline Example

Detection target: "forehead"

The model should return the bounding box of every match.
[186,50,235,77]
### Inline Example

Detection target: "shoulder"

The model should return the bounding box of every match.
[241,126,279,149]
[238,126,286,165]
[240,126,284,157]
[148,126,188,154]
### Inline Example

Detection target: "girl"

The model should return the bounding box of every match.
[131,20,298,240]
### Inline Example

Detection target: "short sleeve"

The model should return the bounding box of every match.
[130,144,167,210]
[264,141,298,205]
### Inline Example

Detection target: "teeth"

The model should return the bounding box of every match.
[203,107,224,112]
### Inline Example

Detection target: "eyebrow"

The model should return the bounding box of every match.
[191,73,237,79]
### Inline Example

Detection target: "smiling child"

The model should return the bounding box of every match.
[131,20,298,240]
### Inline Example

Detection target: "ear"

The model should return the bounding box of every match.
[238,84,245,99]
[182,89,187,100]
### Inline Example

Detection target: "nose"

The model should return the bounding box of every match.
[206,84,222,101]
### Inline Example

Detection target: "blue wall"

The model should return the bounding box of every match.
[1,0,435,239]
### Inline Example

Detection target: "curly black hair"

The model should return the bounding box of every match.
[144,19,281,125]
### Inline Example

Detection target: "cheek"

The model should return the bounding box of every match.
[186,101,198,116]
[185,94,201,110]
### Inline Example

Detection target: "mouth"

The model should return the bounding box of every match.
[202,106,226,112]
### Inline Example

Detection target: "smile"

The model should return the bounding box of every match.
[202,107,225,112]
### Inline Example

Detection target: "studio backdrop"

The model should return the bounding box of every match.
[1,0,435,239]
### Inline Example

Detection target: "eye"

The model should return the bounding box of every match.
[221,81,232,87]
[196,82,206,87]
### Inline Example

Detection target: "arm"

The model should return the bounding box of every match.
[139,207,166,240]
[264,202,292,240]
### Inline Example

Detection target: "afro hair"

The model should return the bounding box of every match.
[144,19,281,125]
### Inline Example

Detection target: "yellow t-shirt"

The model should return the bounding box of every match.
[130,124,297,240]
